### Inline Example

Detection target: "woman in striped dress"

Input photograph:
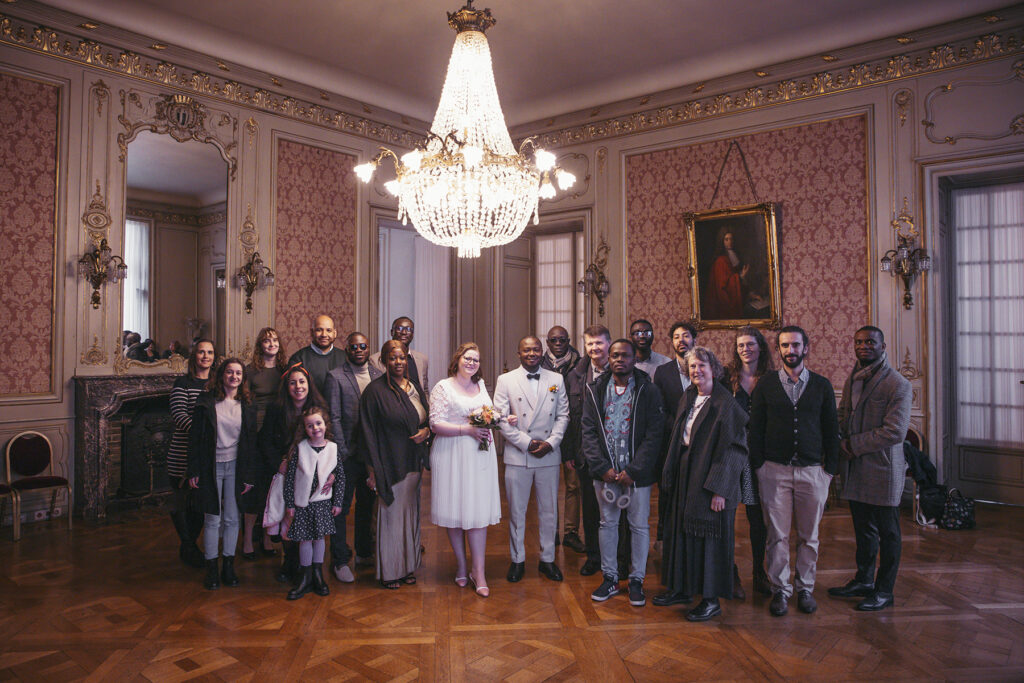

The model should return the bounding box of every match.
[167,339,216,567]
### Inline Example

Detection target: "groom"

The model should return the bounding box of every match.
[494,335,570,583]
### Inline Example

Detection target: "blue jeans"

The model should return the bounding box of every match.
[203,459,240,560]
[593,481,650,582]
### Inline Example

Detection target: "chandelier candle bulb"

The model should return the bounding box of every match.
[351,0,575,258]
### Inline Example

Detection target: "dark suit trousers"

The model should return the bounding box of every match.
[330,457,376,567]
[746,503,768,577]
[849,499,901,593]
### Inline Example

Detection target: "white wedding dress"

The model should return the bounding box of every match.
[429,378,501,529]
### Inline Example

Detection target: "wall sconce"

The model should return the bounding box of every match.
[577,237,611,317]
[234,251,274,314]
[77,238,127,309]
[880,198,931,309]
[215,268,226,289]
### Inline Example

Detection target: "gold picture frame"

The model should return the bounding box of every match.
[685,202,782,330]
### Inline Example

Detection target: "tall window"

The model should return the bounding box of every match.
[535,231,584,344]
[953,182,1024,445]
[122,218,151,339]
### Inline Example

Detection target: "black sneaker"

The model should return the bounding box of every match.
[628,579,646,606]
[591,575,620,602]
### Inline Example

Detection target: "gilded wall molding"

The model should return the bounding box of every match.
[239,204,258,258]
[113,343,186,375]
[894,89,912,127]
[530,28,1023,148]
[0,12,424,149]
[126,206,227,227]
[91,78,108,117]
[80,335,107,366]
[922,58,1024,144]
[900,346,922,380]
[244,116,258,148]
[80,181,110,243]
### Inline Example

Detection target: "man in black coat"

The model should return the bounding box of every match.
[582,339,666,607]
[324,332,383,582]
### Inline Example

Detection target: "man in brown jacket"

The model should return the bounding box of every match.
[829,326,912,611]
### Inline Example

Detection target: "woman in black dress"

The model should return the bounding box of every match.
[258,363,327,583]
[724,325,774,596]
[658,347,748,621]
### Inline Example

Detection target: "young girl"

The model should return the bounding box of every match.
[283,405,344,600]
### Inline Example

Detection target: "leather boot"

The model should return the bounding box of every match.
[311,562,330,596]
[203,558,220,590]
[221,556,240,587]
[732,564,746,600]
[277,542,299,584]
[287,565,314,600]
[171,512,204,568]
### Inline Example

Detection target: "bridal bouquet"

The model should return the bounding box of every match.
[468,405,504,451]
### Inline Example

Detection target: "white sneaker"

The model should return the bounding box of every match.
[333,564,355,583]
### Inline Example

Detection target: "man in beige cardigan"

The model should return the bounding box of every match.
[830,326,911,612]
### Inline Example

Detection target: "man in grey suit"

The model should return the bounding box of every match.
[325,332,383,582]
[370,316,429,390]
[494,336,570,583]
[829,326,911,612]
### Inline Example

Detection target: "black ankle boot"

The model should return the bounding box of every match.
[170,513,205,568]
[221,556,240,587]
[287,566,314,600]
[312,562,330,596]
[276,543,299,584]
[732,564,746,601]
[203,558,220,590]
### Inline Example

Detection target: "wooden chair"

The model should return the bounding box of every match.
[4,431,72,541]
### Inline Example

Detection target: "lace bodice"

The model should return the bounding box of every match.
[429,378,493,428]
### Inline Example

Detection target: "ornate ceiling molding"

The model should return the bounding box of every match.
[530,28,1024,149]
[0,12,425,149]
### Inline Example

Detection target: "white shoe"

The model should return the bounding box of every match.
[334,564,355,583]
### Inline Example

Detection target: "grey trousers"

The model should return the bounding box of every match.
[757,460,832,598]
[504,463,559,563]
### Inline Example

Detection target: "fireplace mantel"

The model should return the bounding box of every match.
[74,374,180,519]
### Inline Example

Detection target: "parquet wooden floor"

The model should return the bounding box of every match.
[2,473,1023,682]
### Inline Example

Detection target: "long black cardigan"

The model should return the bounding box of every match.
[358,375,429,507]
[187,392,258,516]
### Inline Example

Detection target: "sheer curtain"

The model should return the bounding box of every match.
[122,218,151,340]
[953,182,1024,445]
[535,232,577,341]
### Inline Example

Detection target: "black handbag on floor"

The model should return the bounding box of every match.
[939,488,976,530]
[918,484,947,524]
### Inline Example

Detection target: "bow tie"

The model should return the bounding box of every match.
[527,373,540,380]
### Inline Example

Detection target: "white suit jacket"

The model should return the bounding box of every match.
[493,366,570,468]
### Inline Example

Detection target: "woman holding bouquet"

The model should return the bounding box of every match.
[359,340,431,589]
[429,342,511,597]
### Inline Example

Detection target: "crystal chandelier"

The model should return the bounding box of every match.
[354,1,575,258]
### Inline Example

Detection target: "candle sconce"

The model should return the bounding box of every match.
[234,251,274,314]
[77,238,127,309]
[880,198,931,310]
[577,237,611,317]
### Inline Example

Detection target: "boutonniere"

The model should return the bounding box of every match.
[548,385,558,393]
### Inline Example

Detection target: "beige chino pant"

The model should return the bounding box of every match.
[757,460,832,598]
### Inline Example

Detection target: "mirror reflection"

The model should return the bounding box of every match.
[122,131,228,360]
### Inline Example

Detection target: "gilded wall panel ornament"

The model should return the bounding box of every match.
[80,336,107,365]
[894,89,912,126]
[113,344,186,375]
[922,58,1024,144]
[244,116,258,147]
[0,12,423,149]
[90,79,108,117]
[239,204,258,258]
[81,181,111,242]
[899,347,922,380]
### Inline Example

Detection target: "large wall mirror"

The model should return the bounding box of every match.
[120,130,229,365]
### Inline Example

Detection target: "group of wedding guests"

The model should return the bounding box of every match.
[166,313,912,621]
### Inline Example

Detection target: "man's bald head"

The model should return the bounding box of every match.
[311,315,337,350]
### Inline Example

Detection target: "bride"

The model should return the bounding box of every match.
[429,342,514,597]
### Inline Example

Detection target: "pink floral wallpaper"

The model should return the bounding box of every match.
[274,140,358,355]
[0,73,58,395]
[626,116,868,387]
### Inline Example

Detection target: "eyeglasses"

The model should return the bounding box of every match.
[631,330,654,338]
[393,325,413,333]
[547,336,569,343]
[349,343,367,351]
[462,357,480,364]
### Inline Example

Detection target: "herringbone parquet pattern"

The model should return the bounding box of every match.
[2,474,1023,682]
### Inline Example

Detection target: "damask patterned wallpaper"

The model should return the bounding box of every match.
[626,115,868,387]
[0,73,58,395]
[274,140,358,355]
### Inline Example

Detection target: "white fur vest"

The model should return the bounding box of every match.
[293,440,338,508]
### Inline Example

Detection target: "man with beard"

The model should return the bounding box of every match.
[653,321,697,543]
[541,325,585,554]
[370,317,429,390]
[750,325,839,617]
[288,315,346,396]
[829,326,911,612]
[630,319,671,377]
[325,332,383,580]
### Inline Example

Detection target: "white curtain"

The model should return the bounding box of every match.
[953,182,1024,445]
[535,232,575,342]
[122,218,151,340]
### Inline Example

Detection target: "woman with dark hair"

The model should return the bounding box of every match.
[259,363,328,583]
[706,226,749,319]
[724,325,774,597]
[167,339,216,568]
[242,326,288,559]
[188,358,258,590]
[658,346,748,622]
[428,342,503,597]
[360,340,431,589]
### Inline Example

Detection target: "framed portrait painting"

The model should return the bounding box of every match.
[684,202,781,329]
